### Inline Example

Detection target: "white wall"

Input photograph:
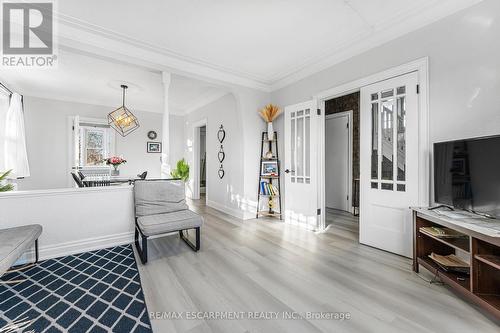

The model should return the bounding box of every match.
[0,186,135,261]
[184,94,251,218]
[169,114,185,168]
[15,96,183,190]
[272,0,500,145]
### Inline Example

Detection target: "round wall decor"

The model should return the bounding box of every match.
[147,130,157,140]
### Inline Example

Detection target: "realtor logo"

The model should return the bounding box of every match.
[1,1,57,67]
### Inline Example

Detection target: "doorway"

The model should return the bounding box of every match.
[191,119,207,202]
[324,93,359,232]
[199,126,207,199]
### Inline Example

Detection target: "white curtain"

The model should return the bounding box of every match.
[4,93,30,178]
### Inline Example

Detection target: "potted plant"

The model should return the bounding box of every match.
[0,170,14,192]
[105,156,127,176]
[258,104,282,141]
[170,159,190,182]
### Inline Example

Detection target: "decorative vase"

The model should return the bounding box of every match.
[111,166,120,176]
[267,122,274,140]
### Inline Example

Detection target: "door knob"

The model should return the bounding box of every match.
[285,169,294,174]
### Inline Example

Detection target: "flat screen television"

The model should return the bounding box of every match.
[434,135,500,218]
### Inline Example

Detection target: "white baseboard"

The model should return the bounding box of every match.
[206,199,254,220]
[21,232,135,263]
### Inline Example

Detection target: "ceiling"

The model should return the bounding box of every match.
[55,0,482,90]
[0,50,228,115]
[0,0,483,108]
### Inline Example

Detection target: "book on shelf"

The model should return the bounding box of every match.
[420,226,467,239]
[428,253,470,274]
[260,181,279,196]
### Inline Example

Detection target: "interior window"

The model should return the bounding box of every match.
[78,123,114,167]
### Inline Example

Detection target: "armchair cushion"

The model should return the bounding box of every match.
[0,224,42,275]
[134,180,188,216]
[137,210,203,237]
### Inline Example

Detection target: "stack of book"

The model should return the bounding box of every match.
[260,181,279,196]
[419,226,466,238]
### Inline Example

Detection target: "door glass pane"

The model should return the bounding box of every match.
[291,117,295,176]
[381,89,394,99]
[381,100,394,180]
[397,86,406,95]
[371,182,378,189]
[381,183,393,191]
[371,103,378,179]
[371,93,378,101]
[297,117,304,177]
[397,184,406,192]
[305,116,310,177]
[397,96,406,181]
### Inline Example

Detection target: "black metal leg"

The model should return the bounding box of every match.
[180,227,200,252]
[34,239,39,264]
[134,226,148,264]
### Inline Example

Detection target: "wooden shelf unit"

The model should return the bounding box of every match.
[256,131,282,220]
[413,208,500,322]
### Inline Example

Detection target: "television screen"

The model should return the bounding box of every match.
[434,135,500,218]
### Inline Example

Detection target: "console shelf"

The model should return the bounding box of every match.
[419,228,470,253]
[412,208,500,322]
[474,255,500,270]
[417,257,470,291]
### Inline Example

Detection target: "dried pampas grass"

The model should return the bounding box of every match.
[258,104,282,123]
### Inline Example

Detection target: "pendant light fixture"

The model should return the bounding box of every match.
[108,84,140,136]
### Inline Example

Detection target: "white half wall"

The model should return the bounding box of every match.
[0,186,135,261]
[17,96,183,190]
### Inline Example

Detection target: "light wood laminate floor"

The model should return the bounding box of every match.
[135,200,499,333]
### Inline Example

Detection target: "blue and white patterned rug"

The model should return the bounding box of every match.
[0,245,153,332]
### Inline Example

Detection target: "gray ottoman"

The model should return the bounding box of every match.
[0,224,42,277]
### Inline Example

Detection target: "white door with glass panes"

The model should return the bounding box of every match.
[360,72,419,257]
[284,101,319,230]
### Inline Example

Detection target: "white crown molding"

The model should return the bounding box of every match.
[55,15,272,92]
[270,0,483,91]
[18,91,165,115]
[53,0,481,93]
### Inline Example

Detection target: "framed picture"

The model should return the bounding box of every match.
[147,141,162,153]
[261,161,278,176]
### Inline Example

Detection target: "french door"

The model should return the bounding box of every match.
[360,72,419,258]
[284,101,320,230]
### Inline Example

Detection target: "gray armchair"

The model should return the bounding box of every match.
[133,180,203,264]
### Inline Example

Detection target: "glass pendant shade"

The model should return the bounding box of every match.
[108,85,140,137]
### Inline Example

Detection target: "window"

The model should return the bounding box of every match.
[0,91,10,171]
[77,120,114,167]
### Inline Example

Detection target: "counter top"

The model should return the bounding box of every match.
[411,207,500,238]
